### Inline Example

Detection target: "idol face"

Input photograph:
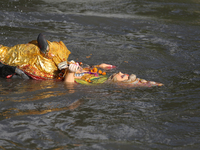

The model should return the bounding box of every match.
[114,72,129,81]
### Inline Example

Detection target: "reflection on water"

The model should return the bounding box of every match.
[0,79,86,120]
[0,0,200,149]
[2,99,83,119]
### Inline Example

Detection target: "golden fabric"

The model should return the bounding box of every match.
[0,40,71,79]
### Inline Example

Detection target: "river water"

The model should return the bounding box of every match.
[0,0,200,149]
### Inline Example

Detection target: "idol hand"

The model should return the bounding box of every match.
[98,63,116,69]
[68,63,79,73]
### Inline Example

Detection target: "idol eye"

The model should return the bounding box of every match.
[121,75,125,78]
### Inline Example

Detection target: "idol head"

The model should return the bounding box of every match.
[108,72,137,83]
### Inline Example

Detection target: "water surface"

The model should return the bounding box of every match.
[0,0,200,149]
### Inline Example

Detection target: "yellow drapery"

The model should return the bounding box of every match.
[0,40,71,79]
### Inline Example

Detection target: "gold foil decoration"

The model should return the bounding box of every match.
[0,40,71,79]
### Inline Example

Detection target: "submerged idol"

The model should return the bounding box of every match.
[0,33,163,87]
[64,63,163,87]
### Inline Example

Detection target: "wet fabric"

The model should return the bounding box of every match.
[75,74,108,85]
[0,40,71,79]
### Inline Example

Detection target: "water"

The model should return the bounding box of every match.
[0,0,200,149]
